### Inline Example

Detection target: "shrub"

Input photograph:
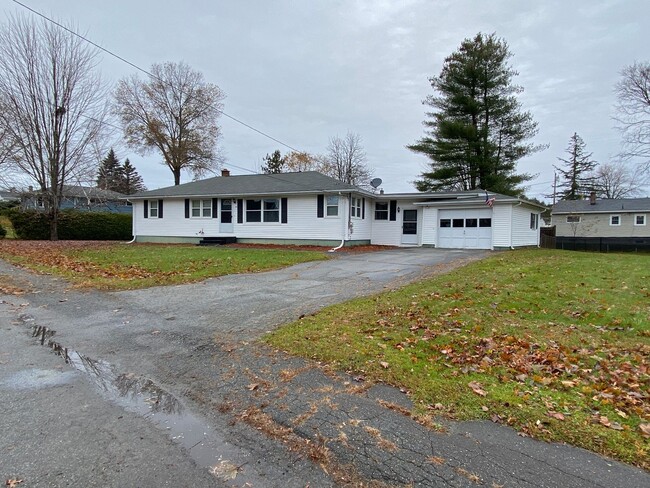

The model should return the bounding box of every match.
[0,224,6,239]
[6,209,132,240]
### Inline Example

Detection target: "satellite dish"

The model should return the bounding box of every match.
[370,178,383,189]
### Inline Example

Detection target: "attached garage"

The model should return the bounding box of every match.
[438,208,493,249]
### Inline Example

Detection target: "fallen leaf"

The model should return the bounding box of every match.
[246,383,259,391]
[615,409,628,419]
[379,361,389,369]
[468,381,487,397]
[547,411,565,421]
[210,461,240,480]
[481,405,489,412]
[561,380,576,388]
[6,479,24,488]
[639,423,650,438]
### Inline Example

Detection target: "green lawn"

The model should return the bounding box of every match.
[0,243,328,290]
[265,249,650,469]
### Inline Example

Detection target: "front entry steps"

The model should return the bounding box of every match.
[197,236,237,246]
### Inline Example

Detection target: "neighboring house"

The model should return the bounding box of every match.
[0,190,20,203]
[551,194,650,250]
[126,170,544,250]
[22,185,132,214]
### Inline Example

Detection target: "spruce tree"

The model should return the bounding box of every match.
[408,33,543,195]
[261,150,286,174]
[120,158,146,194]
[96,149,124,191]
[554,133,597,200]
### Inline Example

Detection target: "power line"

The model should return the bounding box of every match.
[11,0,302,154]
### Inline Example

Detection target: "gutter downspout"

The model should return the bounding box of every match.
[328,192,349,253]
[124,199,136,244]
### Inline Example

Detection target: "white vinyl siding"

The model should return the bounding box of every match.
[511,205,540,247]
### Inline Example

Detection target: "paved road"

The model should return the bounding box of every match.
[1,248,648,487]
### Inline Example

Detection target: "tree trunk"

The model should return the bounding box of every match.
[49,208,59,241]
[173,167,181,186]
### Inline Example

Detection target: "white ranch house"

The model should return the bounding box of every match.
[126,171,544,250]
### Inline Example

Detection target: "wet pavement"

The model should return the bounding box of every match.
[1,248,648,487]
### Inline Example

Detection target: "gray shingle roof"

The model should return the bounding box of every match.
[127,171,360,199]
[61,185,125,199]
[552,198,650,213]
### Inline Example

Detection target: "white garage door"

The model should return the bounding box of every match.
[438,209,492,249]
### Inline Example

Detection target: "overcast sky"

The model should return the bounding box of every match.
[3,0,649,199]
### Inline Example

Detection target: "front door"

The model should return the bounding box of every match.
[219,199,234,233]
[401,208,418,245]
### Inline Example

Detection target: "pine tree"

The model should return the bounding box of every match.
[96,149,124,191]
[261,150,286,174]
[120,158,146,194]
[408,33,543,195]
[554,133,597,200]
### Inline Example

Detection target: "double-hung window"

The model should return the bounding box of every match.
[530,213,539,230]
[610,215,621,226]
[375,202,388,220]
[634,214,646,226]
[566,215,580,223]
[149,200,159,218]
[351,197,362,218]
[191,199,212,218]
[246,198,279,222]
[326,196,339,216]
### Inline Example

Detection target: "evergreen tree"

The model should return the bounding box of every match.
[96,149,124,191]
[408,33,543,195]
[119,158,146,194]
[261,150,286,174]
[554,133,597,200]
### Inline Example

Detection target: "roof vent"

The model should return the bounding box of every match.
[221,169,230,177]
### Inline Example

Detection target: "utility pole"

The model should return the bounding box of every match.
[552,172,558,205]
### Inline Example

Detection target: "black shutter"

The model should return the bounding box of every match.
[158,200,163,219]
[281,197,288,224]
[362,198,365,219]
[389,200,397,221]
[144,200,148,219]
[237,199,243,223]
[317,194,324,218]
[184,199,190,218]
[212,198,218,218]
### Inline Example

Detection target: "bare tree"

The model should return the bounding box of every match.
[594,160,648,199]
[0,14,108,240]
[114,62,225,185]
[614,62,650,162]
[320,132,373,187]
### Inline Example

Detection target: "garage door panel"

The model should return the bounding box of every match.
[438,209,492,249]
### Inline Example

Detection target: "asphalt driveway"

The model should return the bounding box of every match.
[1,247,648,487]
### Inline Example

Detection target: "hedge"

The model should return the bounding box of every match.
[0,224,6,239]
[5,209,132,240]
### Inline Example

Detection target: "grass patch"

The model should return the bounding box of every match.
[0,215,16,239]
[265,249,650,469]
[0,242,328,290]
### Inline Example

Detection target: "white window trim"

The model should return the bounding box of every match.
[149,199,159,218]
[634,214,646,226]
[325,195,339,217]
[351,197,362,219]
[374,202,388,220]
[245,198,280,223]
[191,199,212,218]
[530,213,539,230]
[609,214,621,226]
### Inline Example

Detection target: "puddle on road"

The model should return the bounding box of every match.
[28,325,261,485]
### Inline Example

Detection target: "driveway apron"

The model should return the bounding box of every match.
[1,248,647,487]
